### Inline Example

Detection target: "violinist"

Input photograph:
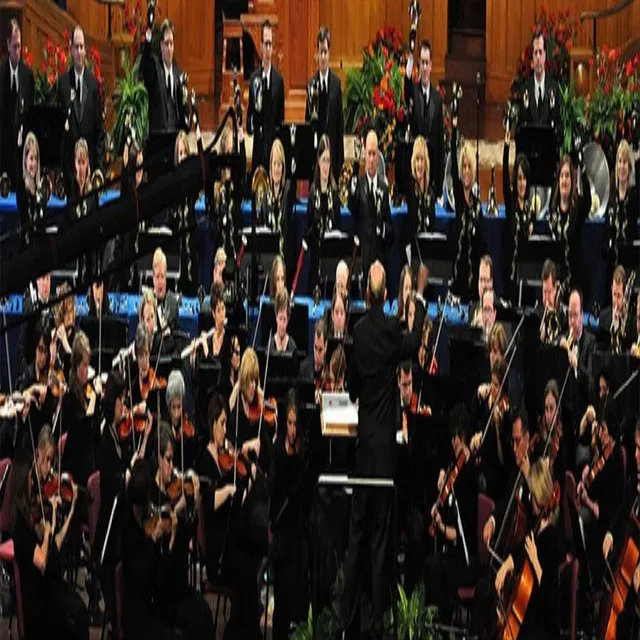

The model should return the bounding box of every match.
[166,370,196,470]
[131,324,158,418]
[11,429,88,639]
[150,424,215,638]
[300,318,327,387]
[328,343,346,392]
[576,403,624,588]
[54,282,77,380]
[269,288,297,354]
[476,355,512,503]
[424,403,479,623]
[139,287,157,338]
[229,334,241,395]
[471,256,493,328]
[271,389,309,639]
[396,264,413,325]
[93,370,149,635]
[194,394,261,639]
[329,289,347,339]
[493,458,561,639]
[601,420,640,639]
[530,378,566,483]
[630,296,640,358]
[395,360,426,594]
[228,347,271,556]
[121,458,179,639]
[576,368,610,474]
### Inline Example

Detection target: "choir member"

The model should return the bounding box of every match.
[16,130,46,247]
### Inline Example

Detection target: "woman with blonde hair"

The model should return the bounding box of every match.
[405,136,435,253]
[17,131,46,247]
[604,138,639,282]
[450,109,486,301]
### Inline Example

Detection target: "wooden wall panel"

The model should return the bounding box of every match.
[317,0,448,86]
[486,0,640,104]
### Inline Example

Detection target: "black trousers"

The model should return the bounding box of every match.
[341,487,393,634]
[168,586,215,640]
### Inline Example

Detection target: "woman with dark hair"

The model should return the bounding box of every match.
[306,133,341,296]
[12,427,88,639]
[121,458,178,640]
[150,424,214,638]
[87,277,111,318]
[549,153,591,293]
[195,394,261,639]
[271,388,309,639]
[502,127,533,304]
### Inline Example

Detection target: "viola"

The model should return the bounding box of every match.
[165,469,199,505]
[143,503,173,539]
[177,413,195,440]
[42,471,76,503]
[48,368,66,398]
[429,449,469,537]
[530,417,563,464]
[140,367,167,402]
[497,481,561,640]
[599,497,640,639]
[578,439,614,508]
[218,440,248,479]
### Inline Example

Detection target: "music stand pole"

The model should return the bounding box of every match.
[475,71,481,196]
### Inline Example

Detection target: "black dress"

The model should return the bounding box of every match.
[405,177,436,242]
[67,178,99,287]
[502,142,534,304]
[306,181,341,295]
[13,510,89,639]
[450,125,485,301]
[16,176,46,249]
[270,436,309,639]
[194,447,261,639]
[169,193,198,297]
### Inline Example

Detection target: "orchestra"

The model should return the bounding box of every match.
[3,7,640,640]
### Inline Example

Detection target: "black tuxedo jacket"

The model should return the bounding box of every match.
[305,69,344,181]
[520,74,561,136]
[142,41,188,134]
[247,65,285,173]
[156,290,179,332]
[57,67,105,184]
[349,299,425,477]
[403,76,444,198]
[348,174,393,279]
[0,58,34,185]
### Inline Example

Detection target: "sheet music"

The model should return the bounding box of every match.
[417,231,447,241]
[241,225,276,236]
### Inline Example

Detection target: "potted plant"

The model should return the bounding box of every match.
[112,52,149,155]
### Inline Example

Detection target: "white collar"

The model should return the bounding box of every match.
[368,172,377,191]
[9,61,18,75]
[421,81,430,96]
[164,63,173,78]
[75,67,84,81]
[319,69,329,87]
[534,74,545,95]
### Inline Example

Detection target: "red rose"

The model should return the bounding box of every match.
[397,106,405,122]
[626,60,633,78]
[589,56,594,68]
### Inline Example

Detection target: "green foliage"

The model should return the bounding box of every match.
[112,53,149,155]
[559,83,586,156]
[393,582,439,640]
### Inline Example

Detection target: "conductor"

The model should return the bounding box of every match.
[341,260,426,635]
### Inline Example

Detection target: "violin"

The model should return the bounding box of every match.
[177,413,195,440]
[117,406,148,441]
[143,503,173,539]
[429,449,469,537]
[409,392,431,417]
[218,439,248,479]
[247,391,277,431]
[42,471,76,503]
[48,368,66,399]
[140,367,167,402]
[530,417,563,463]
[165,469,200,505]
[578,439,614,508]
[491,391,510,427]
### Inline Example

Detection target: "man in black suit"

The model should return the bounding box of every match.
[247,19,284,175]
[560,288,595,460]
[348,129,393,279]
[341,261,426,634]
[58,25,105,192]
[520,30,560,130]
[142,14,188,134]
[305,25,344,182]
[404,39,444,198]
[152,247,179,333]
[0,20,34,188]
[299,318,327,386]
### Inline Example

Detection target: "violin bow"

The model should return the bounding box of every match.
[541,363,571,459]
[98,296,103,381]
[233,370,241,489]
[251,273,270,350]
[27,412,46,524]
[125,348,137,452]
[428,292,450,376]
[257,329,273,443]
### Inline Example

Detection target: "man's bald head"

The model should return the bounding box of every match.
[365,129,379,178]
[367,261,386,306]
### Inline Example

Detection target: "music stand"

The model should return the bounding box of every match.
[415,232,451,288]
[591,350,639,424]
[256,348,299,381]
[515,123,557,189]
[277,123,317,181]
[517,235,565,285]
[145,131,178,186]
[25,106,65,169]
[196,360,222,412]
[448,325,487,400]
[79,316,129,367]
[535,343,572,412]
[394,139,413,198]
[617,241,640,275]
